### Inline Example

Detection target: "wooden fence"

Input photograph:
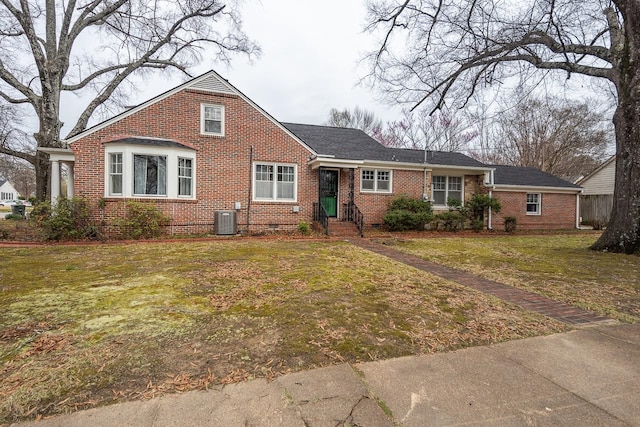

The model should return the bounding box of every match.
[580,194,613,226]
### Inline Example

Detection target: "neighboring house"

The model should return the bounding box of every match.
[39,70,582,234]
[488,165,582,230]
[575,156,615,225]
[0,178,19,201]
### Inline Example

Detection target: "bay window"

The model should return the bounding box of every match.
[104,142,195,199]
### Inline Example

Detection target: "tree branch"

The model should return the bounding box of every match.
[0,144,36,164]
[66,3,231,137]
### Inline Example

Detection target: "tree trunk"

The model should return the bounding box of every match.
[591,5,640,254]
[34,150,50,202]
[591,99,640,253]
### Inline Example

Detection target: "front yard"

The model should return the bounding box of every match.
[1,235,637,424]
[394,235,640,323]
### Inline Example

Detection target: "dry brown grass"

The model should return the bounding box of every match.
[0,240,565,424]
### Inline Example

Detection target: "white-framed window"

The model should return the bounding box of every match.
[253,162,297,201]
[178,157,193,197]
[526,193,541,215]
[432,175,463,205]
[201,104,224,136]
[1,192,14,200]
[104,144,195,200]
[134,154,167,196]
[360,168,392,193]
[109,153,123,195]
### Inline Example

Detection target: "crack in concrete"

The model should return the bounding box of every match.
[334,395,368,427]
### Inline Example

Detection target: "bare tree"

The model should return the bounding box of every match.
[0,156,36,197]
[0,103,36,197]
[325,106,383,135]
[473,96,611,179]
[0,0,259,201]
[374,107,477,151]
[364,0,640,253]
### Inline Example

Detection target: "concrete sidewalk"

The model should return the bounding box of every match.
[15,323,640,427]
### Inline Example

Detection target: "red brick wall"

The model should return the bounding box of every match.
[353,169,425,226]
[491,191,578,230]
[71,89,316,234]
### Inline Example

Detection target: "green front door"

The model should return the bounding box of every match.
[319,169,339,217]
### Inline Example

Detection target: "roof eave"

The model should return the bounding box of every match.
[493,184,582,193]
[38,147,76,162]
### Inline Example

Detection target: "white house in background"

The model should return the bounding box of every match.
[576,155,616,195]
[576,155,616,225]
[0,178,19,201]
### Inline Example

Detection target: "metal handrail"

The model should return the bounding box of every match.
[342,201,364,237]
[313,202,330,235]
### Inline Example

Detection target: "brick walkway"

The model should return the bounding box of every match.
[349,239,615,326]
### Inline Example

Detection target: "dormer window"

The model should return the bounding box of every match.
[201,104,224,136]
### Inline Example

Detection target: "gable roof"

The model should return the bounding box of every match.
[0,177,5,187]
[281,123,487,168]
[491,165,582,190]
[65,70,314,154]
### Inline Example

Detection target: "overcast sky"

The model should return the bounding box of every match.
[104,0,401,132]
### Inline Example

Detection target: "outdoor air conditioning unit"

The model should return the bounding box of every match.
[214,210,237,235]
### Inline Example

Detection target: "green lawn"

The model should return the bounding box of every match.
[394,234,640,323]
[0,240,565,423]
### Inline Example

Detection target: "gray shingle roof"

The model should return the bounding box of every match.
[491,165,582,189]
[282,123,486,167]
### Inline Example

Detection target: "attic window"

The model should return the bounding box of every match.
[201,104,224,136]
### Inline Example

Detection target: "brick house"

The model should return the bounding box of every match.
[41,70,582,234]
[489,165,582,230]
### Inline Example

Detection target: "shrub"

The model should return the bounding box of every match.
[504,216,517,233]
[383,195,433,231]
[34,198,98,241]
[467,194,502,232]
[116,202,171,239]
[387,195,432,214]
[297,220,311,235]
[4,213,24,220]
[435,211,467,232]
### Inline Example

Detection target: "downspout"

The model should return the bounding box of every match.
[487,170,495,230]
[488,189,493,230]
[423,167,427,200]
[575,191,581,229]
[246,146,253,233]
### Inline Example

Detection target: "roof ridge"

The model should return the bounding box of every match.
[282,122,365,131]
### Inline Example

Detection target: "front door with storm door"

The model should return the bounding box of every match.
[319,169,339,217]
